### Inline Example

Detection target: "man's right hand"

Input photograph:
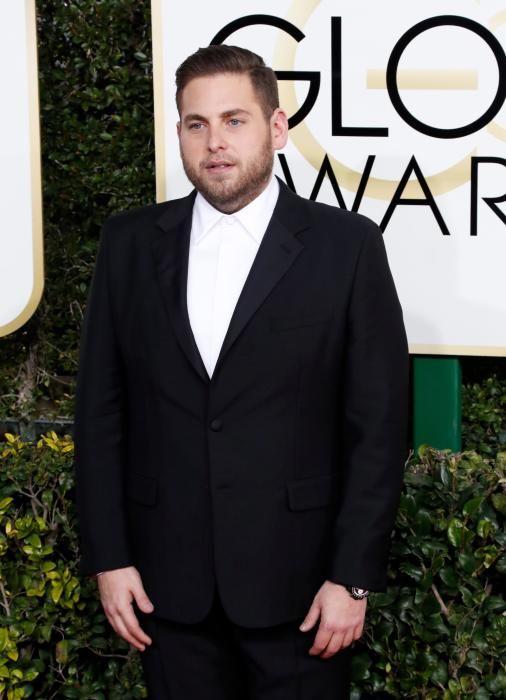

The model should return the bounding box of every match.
[97,566,154,651]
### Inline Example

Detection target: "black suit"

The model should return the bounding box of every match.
[75,180,409,634]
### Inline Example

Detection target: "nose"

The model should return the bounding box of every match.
[206,123,227,152]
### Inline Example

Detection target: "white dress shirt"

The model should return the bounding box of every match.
[187,177,280,379]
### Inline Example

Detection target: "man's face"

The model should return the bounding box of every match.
[177,72,288,213]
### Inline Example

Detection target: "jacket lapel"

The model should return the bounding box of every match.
[150,180,310,383]
[214,181,309,374]
[151,191,209,383]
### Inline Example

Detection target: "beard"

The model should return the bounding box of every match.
[180,132,274,214]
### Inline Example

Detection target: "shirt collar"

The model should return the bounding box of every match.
[192,176,279,245]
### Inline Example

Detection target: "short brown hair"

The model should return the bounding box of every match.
[175,45,279,119]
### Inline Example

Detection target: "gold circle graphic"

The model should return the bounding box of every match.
[274,0,503,200]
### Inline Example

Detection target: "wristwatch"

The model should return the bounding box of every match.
[345,585,370,600]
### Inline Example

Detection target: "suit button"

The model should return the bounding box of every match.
[210,418,223,431]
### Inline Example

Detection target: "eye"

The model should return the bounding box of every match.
[228,118,242,127]
[188,122,204,131]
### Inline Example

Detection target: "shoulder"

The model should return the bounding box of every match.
[101,194,192,240]
[307,198,379,236]
[277,180,381,247]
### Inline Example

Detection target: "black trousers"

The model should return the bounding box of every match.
[139,592,352,699]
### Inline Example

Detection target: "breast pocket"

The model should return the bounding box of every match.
[270,312,332,332]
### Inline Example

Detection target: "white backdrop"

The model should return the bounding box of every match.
[0,0,43,337]
[152,0,506,356]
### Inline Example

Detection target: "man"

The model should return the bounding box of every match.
[75,45,409,699]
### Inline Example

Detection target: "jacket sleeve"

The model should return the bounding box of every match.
[74,219,132,576]
[328,220,410,591]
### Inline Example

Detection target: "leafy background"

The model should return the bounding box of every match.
[0,1,504,698]
[0,0,154,423]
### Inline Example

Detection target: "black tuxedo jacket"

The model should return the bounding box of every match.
[74,179,409,628]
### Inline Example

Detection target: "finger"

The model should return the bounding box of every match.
[121,603,152,647]
[340,630,355,650]
[113,614,147,652]
[309,626,333,656]
[132,582,155,614]
[300,601,320,632]
[104,610,122,639]
[320,633,343,659]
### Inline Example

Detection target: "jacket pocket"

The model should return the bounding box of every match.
[286,473,338,511]
[270,312,332,331]
[125,471,157,506]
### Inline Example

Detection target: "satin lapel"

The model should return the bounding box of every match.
[214,182,309,374]
[151,192,209,383]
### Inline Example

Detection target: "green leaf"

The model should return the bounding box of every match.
[458,552,478,574]
[465,649,485,673]
[51,582,63,604]
[7,647,18,662]
[0,629,8,653]
[399,562,423,581]
[439,566,458,587]
[38,626,52,643]
[461,586,475,606]
[430,660,448,685]
[491,493,506,515]
[482,595,506,613]
[425,613,450,636]
[460,675,479,693]
[370,591,396,607]
[55,639,69,665]
[475,544,499,568]
[439,464,451,488]
[463,496,484,516]
[477,519,495,538]
[26,533,41,548]
[0,497,13,511]
[414,509,432,536]
[351,652,372,682]
[448,518,465,547]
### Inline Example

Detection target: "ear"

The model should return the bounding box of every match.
[270,108,289,151]
[176,121,181,137]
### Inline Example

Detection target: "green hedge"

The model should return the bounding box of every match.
[462,376,506,457]
[0,434,145,700]
[356,447,506,698]
[0,434,504,699]
[0,0,154,421]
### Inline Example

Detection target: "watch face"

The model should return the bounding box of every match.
[348,586,369,599]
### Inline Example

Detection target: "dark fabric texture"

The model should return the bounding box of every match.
[74,178,410,628]
[139,593,352,699]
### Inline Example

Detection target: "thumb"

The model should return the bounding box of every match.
[299,600,320,632]
[132,580,154,613]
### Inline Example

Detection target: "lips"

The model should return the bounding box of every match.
[205,160,235,172]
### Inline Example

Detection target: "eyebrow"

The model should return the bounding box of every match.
[183,108,252,125]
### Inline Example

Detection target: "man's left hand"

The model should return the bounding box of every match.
[299,580,367,659]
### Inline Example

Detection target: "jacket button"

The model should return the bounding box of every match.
[209,418,223,431]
